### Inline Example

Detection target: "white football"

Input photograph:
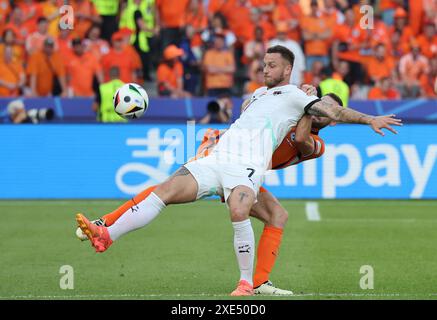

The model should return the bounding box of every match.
[113,83,149,120]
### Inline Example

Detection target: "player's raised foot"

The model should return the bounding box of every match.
[76,213,113,253]
[230,280,254,296]
[254,280,293,296]
[75,218,106,241]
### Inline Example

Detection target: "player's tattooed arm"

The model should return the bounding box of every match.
[172,166,191,177]
[306,98,403,136]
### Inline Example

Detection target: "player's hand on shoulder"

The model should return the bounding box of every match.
[300,84,317,96]
[370,114,403,136]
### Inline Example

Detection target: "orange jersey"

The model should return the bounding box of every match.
[191,127,326,169]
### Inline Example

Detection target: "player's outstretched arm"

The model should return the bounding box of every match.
[306,99,403,136]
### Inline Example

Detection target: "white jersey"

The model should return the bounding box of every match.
[212,84,320,173]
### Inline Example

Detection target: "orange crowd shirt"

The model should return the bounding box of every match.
[0,0,11,35]
[66,52,101,96]
[366,56,395,82]
[71,0,98,39]
[18,0,43,34]
[333,23,366,63]
[416,34,437,59]
[0,60,24,97]
[203,49,235,89]
[27,50,65,96]
[368,87,400,100]
[156,61,183,90]
[301,14,334,56]
[156,0,191,28]
[101,47,138,83]
[272,2,302,42]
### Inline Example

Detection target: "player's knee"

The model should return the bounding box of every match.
[277,208,289,226]
[153,180,176,203]
[230,206,250,222]
[270,207,288,228]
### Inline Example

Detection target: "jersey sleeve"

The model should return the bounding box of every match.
[291,87,321,113]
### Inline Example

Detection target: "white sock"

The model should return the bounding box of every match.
[108,192,166,241]
[232,219,255,286]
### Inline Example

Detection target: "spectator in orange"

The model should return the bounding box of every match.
[226,0,252,44]
[0,28,25,65]
[390,7,415,54]
[408,0,424,36]
[66,38,103,97]
[42,0,63,38]
[83,23,110,62]
[244,66,264,98]
[323,0,344,25]
[26,17,57,55]
[227,2,275,45]
[303,60,324,87]
[390,29,407,62]
[416,23,437,60]
[201,12,237,50]
[399,43,430,97]
[156,44,191,97]
[156,0,191,48]
[57,27,73,62]
[421,56,437,97]
[4,6,31,46]
[202,33,236,97]
[244,26,267,71]
[379,0,400,26]
[250,0,275,17]
[186,0,208,50]
[366,43,396,83]
[368,77,401,100]
[27,37,67,97]
[207,0,234,20]
[118,28,143,82]
[71,0,101,39]
[245,7,276,43]
[101,32,141,84]
[18,0,43,34]
[0,45,26,97]
[367,13,392,52]
[301,0,333,70]
[0,0,11,35]
[423,0,437,30]
[332,8,367,84]
[272,0,302,42]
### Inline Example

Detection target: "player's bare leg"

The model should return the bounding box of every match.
[250,190,293,295]
[76,166,198,252]
[227,185,257,296]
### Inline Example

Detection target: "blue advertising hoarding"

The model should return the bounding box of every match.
[1,123,436,199]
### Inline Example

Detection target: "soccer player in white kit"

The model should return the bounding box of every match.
[76,45,402,296]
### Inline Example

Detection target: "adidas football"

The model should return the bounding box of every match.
[113,83,149,120]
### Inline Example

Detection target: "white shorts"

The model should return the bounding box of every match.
[184,155,264,202]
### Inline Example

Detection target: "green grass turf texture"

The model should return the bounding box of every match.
[1,199,437,300]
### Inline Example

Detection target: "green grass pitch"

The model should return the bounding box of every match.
[1,199,437,300]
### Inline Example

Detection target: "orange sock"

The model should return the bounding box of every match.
[253,225,283,288]
[102,185,157,226]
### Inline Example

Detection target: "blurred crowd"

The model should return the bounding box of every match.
[0,0,436,102]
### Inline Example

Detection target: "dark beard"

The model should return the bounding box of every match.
[265,75,285,89]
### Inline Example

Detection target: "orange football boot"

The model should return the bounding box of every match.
[76,213,113,253]
[230,280,254,296]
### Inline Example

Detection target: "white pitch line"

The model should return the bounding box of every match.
[2,292,437,299]
[305,202,321,221]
